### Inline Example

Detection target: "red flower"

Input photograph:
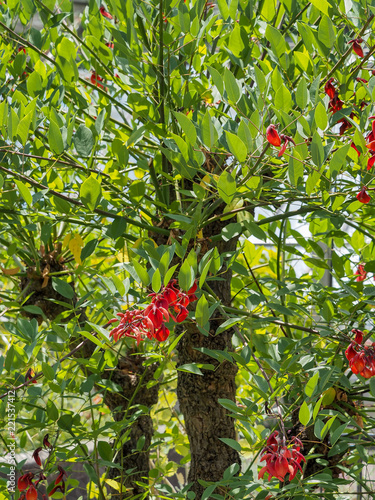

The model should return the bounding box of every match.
[49,481,65,496]
[345,329,375,378]
[90,71,106,90]
[99,6,113,19]
[105,42,114,49]
[278,134,296,157]
[355,264,367,282]
[154,324,170,341]
[109,280,198,344]
[328,95,343,114]
[55,465,67,485]
[18,473,34,491]
[356,77,368,83]
[367,155,375,170]
[43,434,52,449]
[338,118,352,136]
[357,186,371,204]
[32,447,43,467]
[26,485,38,500]
[258,432,305,482]
[324,78,336,99]
[349,38,364,58]
[266,125,281,147]
[25,368,37,384]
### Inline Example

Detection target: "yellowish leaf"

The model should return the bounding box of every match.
[69,234,84,264]
[1,267,20,275]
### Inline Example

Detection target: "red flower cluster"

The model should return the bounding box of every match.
[18,434,65,498]
[109,280,198,344]
[324,78,355,135]
[266,125,295,157]
[258,431,305,482]
[345,329,375,379]
[355,264,367,282]
[348,38,364,58]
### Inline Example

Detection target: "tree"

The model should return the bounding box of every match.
[1,0,375,499]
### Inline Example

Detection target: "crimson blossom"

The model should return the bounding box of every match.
[258,431,305,482]
[266,125,295,156]
[355,264,367,282]
[345,329,375,379]
[109,280,198,344]
[357,186,371,204]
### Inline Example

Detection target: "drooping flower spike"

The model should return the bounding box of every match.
[109,280,198,344]
[258,431,305,482]
[345,329,375,379]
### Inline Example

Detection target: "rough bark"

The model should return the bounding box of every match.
[176,218,241,499]
[101,353,159,499]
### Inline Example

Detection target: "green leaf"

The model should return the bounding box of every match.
[218,171,236,204]
[370,378,375,397]
[196,294,209,327]
[49,119,64,154]
[164,264,179,286]
[74,124,94,156]
[224,68,240,103]
[243,221,267,241]
[152,268,161,293]
[173,111,197,145]
[52,278,74,299]
[321,415,336,439]
[46,400,59,421]
[265,24,287,59]
[201,110,218,149]
[58,414,73,431]
[225,131,247,162]
[315,102,328,130]
[81,239,98,261]
[329,144,351,177]
[133,260,150,286]
[98,441,113,461]
[299,401,311,426]
[218,437,241,452]
[15,180,32,206]
[318,16,335,48]
[275,84,292,112]
[178,260,195,291]
[42,362,55,381]
[296,78,308,109]
[17,111,33,145]
[288,156,304,186]
[26,71,42,97]
[305,372,319,397]
[311,0,330,17]
[178,363,204,375]
[311,132,324,167]
[229,23,244,56]
[80,175,102,211]
[216,0,229,19]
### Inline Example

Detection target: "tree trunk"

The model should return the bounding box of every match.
[102,353,159,499]
[176,219,241,499]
